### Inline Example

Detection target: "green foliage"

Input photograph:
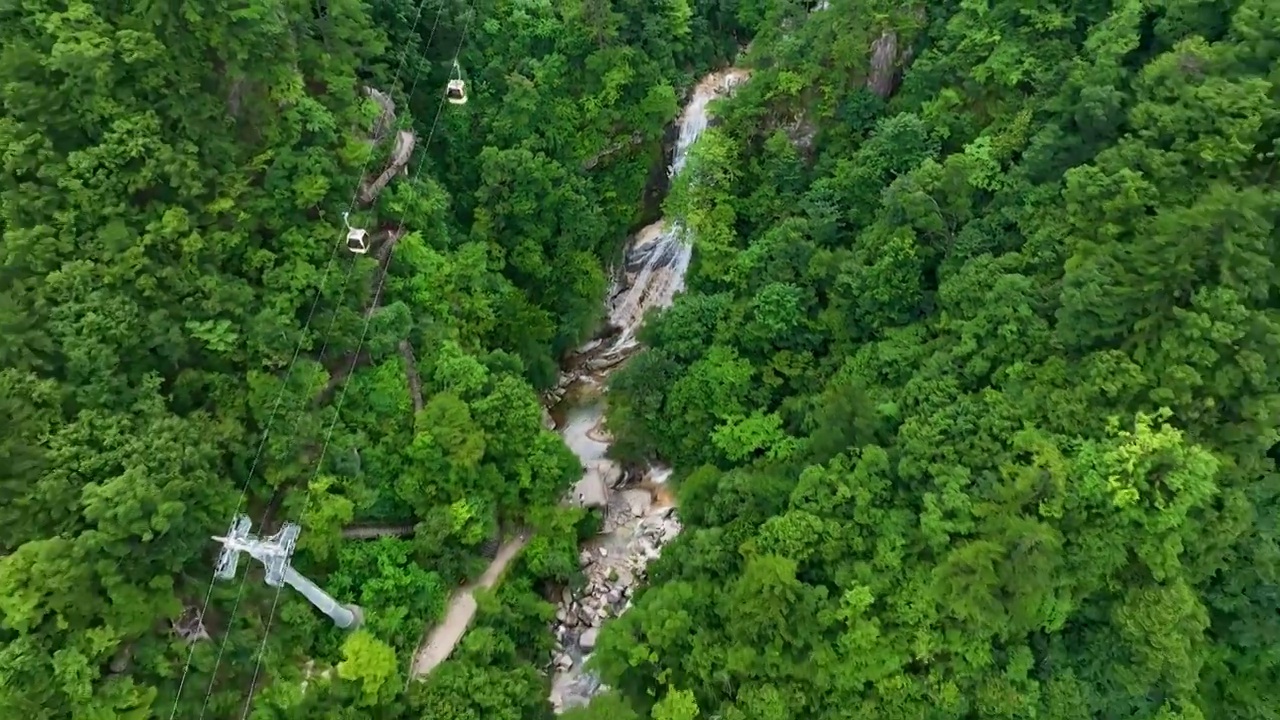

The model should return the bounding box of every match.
[20,0,1279,718]
[336,631,400,707]
[600,1,1280,719]
[0,0,749,716]
[327,539,448,652]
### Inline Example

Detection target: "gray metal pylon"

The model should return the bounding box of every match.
[212,514,253,580]
[262,523,300,587]
[210,515,362,630]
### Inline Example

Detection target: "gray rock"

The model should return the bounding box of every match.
[579,627,600,651]
[573,470,609,509]
[598,460,625,489]
[614,568,635,588]
[620,489,652,517]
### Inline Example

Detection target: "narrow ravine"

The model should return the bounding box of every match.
[404,67,750,695]
[545,68,750,713]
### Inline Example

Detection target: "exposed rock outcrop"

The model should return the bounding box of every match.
[866,30,904,98]
[365,225,407,315]
[571,459,624,510]
[108,646,133,675]
[865,7,926,99]
[363,86,398,143]
[354,86,415,206]
[359,130,416,206]
[172,606,210,643]
[342,524,415,540]
[581,131,645,171]
[543,69,749,713]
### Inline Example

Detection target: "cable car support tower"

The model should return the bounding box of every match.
[213,515,363,630]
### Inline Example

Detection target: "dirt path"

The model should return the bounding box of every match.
[341,523,414,539]
[409,531,530,677]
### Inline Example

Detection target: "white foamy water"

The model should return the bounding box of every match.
[588,69,751,369]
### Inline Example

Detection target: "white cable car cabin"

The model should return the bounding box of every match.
[341,210,370,255]
[446,60,467,105]
[346,227,370,254]
[446,79,467,105]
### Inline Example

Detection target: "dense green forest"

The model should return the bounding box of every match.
[0,0,740,717]
[2,0,1278,719]
[596,0,1280,718]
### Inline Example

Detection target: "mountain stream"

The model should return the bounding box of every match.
[544,67,750,712]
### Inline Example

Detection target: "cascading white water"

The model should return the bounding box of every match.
[547,67,750,713]
[586,69,751,369]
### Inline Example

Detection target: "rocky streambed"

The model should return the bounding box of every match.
[549,475,681,709]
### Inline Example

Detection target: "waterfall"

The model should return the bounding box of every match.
[587,69,751,369]
[547,67,750,713]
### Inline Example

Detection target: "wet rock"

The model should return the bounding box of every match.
[573,338,605,357]
[600,461,625,488]
[584,356,617,372]
[577,460,623,493]
[621,489,652,517]
[573,470,609,509]
[551,671,606,714]
[613,567,635,588]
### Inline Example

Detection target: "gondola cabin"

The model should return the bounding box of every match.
[446,79,467,105]
[346,227,370,254]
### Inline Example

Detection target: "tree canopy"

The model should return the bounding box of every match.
[0,0,741,717]
[4,0,1278,718]
[597,0,1280,718]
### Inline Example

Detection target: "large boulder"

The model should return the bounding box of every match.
[573,468,609,509]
